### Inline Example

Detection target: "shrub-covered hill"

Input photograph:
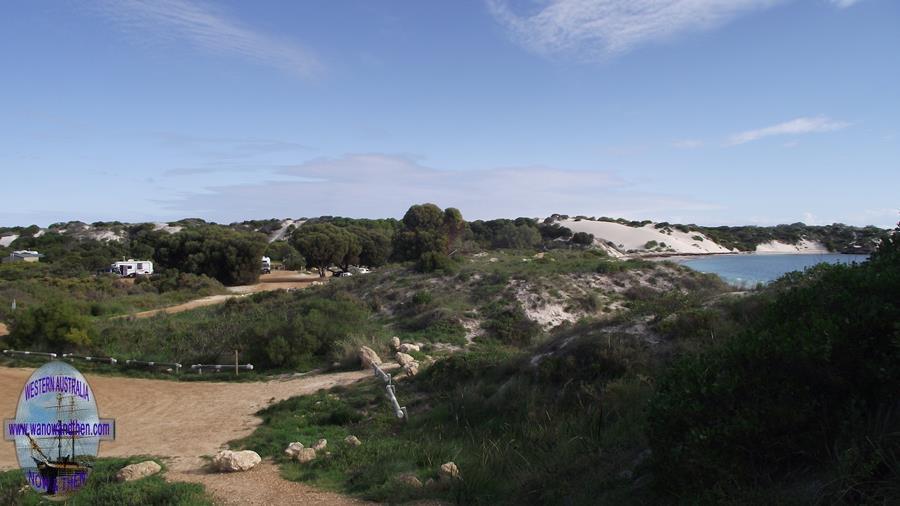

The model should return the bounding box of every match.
[233,230,898,505]
[12,249,725,372]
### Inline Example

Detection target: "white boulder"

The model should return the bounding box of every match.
[296,448,317,463]
[284,442,304,458]
[358,346,382,369]
[398,343,421,353]
[115,460,161,482]
[395,352,415,367]
[212,450,261,472]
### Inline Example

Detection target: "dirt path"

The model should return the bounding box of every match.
[0,366,375,504]
[125,271,326,319]
[169,461,369,505]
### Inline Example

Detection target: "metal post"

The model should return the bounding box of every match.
[235,350,239,376]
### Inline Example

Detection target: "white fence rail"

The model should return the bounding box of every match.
[371,362,407,420]
[4,349,183,372]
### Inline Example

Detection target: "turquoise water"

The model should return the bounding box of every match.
[679,253,869,287]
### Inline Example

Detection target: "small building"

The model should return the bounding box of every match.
[3,250,43,263]
[111,259,154,277]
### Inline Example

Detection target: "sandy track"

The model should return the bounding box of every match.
[0,367,376,504]
[0,367,371,472]
[126,271,326,319]
[169,461,370,505]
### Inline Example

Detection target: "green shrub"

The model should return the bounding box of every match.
[648,234,900,500]
[8,298,94,352]
[481,302,541,346]
[417,251,456,273]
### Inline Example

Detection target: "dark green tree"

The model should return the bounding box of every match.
[290,223,352,277]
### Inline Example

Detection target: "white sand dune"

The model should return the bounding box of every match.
[268,218,305,242]
[153,222,183,234]
[558,219,734,256]
[755,239,828,254]
[0,235,18,247]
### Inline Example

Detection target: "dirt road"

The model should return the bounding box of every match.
[0,366,373,505]
[126,271,326,319]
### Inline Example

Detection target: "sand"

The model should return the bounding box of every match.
[754,239,829,254]
[122,271,325,319]
[0,235,18,248]
[0,366,382,504]
[559,219,734,255]
[0,322,7,337]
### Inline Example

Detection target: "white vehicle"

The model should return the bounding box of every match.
[111,259,153,277]
[261,256,272,274]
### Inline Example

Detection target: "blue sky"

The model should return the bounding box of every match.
[1,0,897,227]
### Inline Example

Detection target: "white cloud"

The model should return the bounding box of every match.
[93,0,321,78]
[828,0,864,8]
[727,115,850,145]
[487,0,786,59]
[671,139,704,149]
[159,153,720,221]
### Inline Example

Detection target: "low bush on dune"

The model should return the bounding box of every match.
[649,231,900,503]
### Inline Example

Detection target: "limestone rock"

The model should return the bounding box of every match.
[213,450,261,472]
[395,352,415,367]
[296,448,317,463]
[398,343,420,353]
[358,346,382,369]
[312,438,327,451]
[439,462,460,482]
[284,442,304,458]
[403,361,420,376]
[396,473,423,488]
[344,435,362,447]
[390,336,401,350]
[115,460,161,482]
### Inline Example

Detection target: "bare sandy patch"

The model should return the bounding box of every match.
[0,367,373,472]
[121,271,326,319]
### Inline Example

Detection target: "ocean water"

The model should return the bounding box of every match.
[678,253,870,287]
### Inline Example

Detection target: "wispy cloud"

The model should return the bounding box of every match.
[487,0,786,59]
[159,154,719,221]
[828,0,864,8]
[93,0,322,78]
[727,115,850,145]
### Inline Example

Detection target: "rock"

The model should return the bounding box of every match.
[398,343,420,353]
[390,336,401,350]
[115,460,161,482]
[403,361,420,376]
[439,462,460,482]
[344,435,362,447]
[424,478,436,488]
[396,473,423,488]
[395,352,415,367]
[213,450,261,472]
[312,438,327,451]
[358,346,382,369]
[284,442,304,458]
[296,448,317,463]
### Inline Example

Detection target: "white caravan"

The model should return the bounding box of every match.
[111,259,154,277]
[261,256,272,274]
